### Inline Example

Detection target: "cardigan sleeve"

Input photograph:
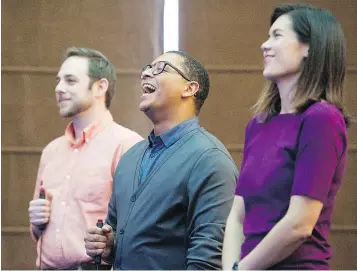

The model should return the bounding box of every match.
[186,148,238,270]
[105,166,119,262]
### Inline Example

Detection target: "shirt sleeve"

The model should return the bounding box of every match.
[111,144,124,177]
[30,149,47,242]
[29,138,61,242]
[291,109,347,203]
[106,166,118,232]
[107,133,142,230]
[186,149,238,270]
[111,135,143,177]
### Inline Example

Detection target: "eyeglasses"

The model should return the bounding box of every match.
[141,61,192,81]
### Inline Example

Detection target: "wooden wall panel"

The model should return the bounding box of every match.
[179,0,357,66]
[200,73,264,145]
[2,234,36,270]
[1,72,152,146]
[332,151,357,225]
[2,73,66,146]
[180,0,357,269]
[2,153,41,227]
[345,72,357,145]
[329,230,357,269]
[2,0,164,269]
[2,0,164,69]
[230,150,243,171]
[110,75,153,136]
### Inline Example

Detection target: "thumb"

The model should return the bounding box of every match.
[40,186,53,202]
[46,190,53,202]
[102,225,113,234]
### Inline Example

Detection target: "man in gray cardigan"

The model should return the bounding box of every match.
[85,51,238,270]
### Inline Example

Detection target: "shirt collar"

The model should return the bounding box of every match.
[148,117,199,148]
[65,110,113,147]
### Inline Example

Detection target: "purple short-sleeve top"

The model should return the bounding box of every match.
[236,102,348,269]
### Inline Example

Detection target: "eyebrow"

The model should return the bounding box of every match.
[56,74,78,81]
[57,74,77,79]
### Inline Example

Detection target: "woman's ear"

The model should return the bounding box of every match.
[303,45,309,58]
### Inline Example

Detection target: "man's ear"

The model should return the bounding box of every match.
[94,78,109,97]
[182,81,199,98]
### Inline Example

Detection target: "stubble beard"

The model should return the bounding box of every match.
[59,100,92,118]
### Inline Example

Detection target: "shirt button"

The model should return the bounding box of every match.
[130,195,136,202]
[61,201,66,206]
[65,174,71,179]
[149,153,155,158]
[73,148,78,153]
[119,229,124,235]
[56,229,60,233]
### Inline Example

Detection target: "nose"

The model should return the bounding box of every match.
[55,80,66,94]
[261,38,271,52]
[140,67,154,80]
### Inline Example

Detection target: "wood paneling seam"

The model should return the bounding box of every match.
[1,66,140,76]
[205,65,357,73]
[2,144,357,154]
[2,65,357,74]
[2,225,357,234]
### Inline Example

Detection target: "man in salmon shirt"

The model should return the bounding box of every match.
[28,47,143,270]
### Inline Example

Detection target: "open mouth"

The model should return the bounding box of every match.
[142,83,156,94]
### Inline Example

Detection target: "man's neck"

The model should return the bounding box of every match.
[71,106,107,139]
[151,113,196,136]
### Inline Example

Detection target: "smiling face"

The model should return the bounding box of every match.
[139,53,189,116]
[55,56,95,118]
[261,14,309,82]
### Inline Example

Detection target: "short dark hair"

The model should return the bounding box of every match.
[64,47,117,109]
[254,4,350,126]
[166,50,210,114]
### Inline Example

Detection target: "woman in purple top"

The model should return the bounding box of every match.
[222,4,350,270]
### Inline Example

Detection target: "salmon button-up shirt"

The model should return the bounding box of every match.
[31,111,143,269]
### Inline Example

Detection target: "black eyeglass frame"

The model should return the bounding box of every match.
[141,61,192,82]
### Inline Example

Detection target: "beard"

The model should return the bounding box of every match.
[59,100,92,118]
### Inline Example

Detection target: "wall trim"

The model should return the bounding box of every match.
[226,144,357,153]
[2,227,31,235]
[2,146,43,154]
[226,144,244,152]
[2,225,357,235]
[205,65,357,73]
[1,66,139,76]
[207,65,262,73]
[331,225,357,232]
[2,65,357,75]
[2,144,357,154]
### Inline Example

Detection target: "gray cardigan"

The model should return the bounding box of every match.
[106,126,238,270]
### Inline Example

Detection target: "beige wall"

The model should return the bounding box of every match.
[1,0,164,269]
[179,0,357,269]
[2,0,356,269]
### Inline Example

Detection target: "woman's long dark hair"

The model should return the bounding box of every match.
[253,4,350,126]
